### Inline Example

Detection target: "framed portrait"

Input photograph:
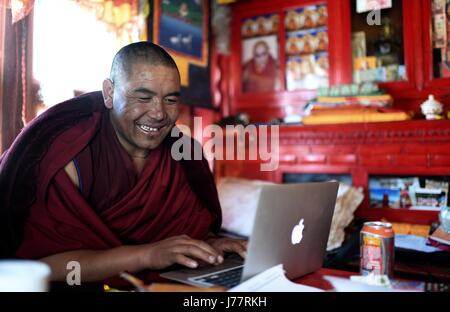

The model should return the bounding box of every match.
[241,35,280,93]
[153,0,209,66]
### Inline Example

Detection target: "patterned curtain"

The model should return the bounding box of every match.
[74,0,149,46]
[2,1,34,151]
[5,0,35,23]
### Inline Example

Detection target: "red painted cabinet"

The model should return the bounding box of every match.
[213,0,450,225]
[223,0,450,122]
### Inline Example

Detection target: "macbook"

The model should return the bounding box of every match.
[160,181,339,288]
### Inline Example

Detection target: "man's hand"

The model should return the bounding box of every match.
[40,235,249,282]
[206,237,248,259]
[139,235,223,270]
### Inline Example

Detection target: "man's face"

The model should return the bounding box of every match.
[104,63,181,157]
[254,43,269,70]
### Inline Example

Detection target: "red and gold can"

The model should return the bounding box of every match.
[360,222,395,277]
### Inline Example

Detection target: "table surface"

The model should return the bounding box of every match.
[293,268,354,291]
[52,267,444,292]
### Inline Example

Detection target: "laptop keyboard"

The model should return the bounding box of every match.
[190,266,243,288]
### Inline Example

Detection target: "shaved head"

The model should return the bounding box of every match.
[110,41,179,84]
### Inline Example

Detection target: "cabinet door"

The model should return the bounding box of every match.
[422,0,450,92]
[346,0,420,93]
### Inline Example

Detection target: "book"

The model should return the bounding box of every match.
[429,226,450,246]
[317,94,393,104]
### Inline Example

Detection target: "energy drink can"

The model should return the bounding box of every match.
[360,222,395,277]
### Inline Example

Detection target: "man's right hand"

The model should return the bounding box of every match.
[139,235,224,270]
[40,235,225,282]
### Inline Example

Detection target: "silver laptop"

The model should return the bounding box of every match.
[160,181,339,288]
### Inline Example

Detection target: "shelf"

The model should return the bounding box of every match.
[358,208,439,225]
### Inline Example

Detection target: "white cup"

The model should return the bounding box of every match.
[0,260,51,292]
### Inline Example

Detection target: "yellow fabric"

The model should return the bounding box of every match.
[303,109,412,125]
[10,0,35,23]
[216,0,237,4]
[317,94,393,103]
[382,220,431,237]
[172,55,190,87]
[74,0,149,47]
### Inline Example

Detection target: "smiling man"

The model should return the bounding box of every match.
[0,42,246,283]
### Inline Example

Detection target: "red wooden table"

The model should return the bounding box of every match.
[294,268,354,291]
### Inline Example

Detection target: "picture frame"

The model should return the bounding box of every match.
[241,35,280,93]
[153,0,209,66]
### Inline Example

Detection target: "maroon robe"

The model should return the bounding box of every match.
[242,55,277,93]
[0,92,222,267]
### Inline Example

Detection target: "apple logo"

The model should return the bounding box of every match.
[291,219,305,245]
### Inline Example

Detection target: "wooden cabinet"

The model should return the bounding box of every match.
[221,0,450,122]
[213,0,450,225]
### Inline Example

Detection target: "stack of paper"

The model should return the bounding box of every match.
[228,265,322,292]
[429,226,450,245]
[228,264,405,292]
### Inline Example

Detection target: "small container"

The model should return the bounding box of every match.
[0,260,51,292]
[360,222,395,278]
[421,95,443,120]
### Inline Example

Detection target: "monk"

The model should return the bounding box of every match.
[242,40,278,93]
[0,42,246,283]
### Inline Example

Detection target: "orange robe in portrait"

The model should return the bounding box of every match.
[242,56,277,93]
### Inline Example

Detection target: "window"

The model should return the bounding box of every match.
[33,0,117,110]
